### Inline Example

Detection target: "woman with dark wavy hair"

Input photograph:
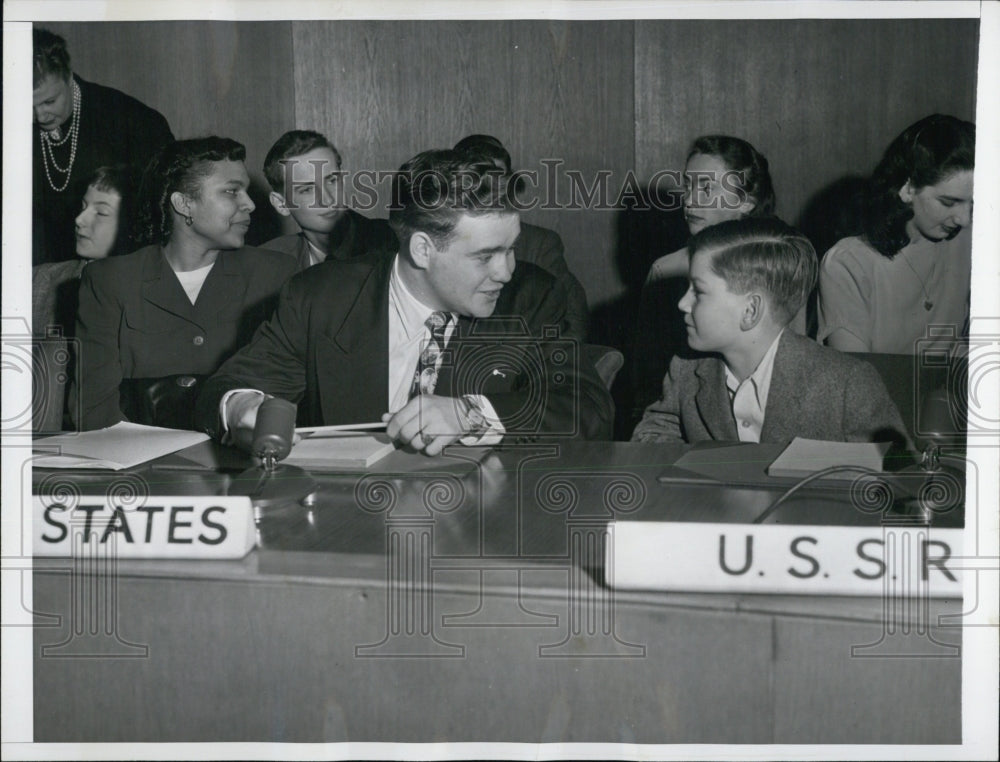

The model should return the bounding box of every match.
[70,136,297,430]
[632,135,785,419]
[818,114,974,354]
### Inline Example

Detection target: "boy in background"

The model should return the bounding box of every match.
[262,130,396,269]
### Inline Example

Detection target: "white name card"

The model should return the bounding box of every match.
[33,495,256,559]
[608,521,963,597]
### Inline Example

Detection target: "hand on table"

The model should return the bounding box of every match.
[383,395,473,456]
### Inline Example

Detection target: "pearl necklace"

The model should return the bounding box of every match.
[39,79,82,193]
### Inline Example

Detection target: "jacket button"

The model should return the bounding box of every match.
[192,335,205,346]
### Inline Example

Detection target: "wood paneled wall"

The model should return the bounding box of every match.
[292,20,636,311]
[636,19,980,228]
[42,19,978,310]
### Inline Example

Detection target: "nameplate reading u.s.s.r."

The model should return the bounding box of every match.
[32,496,256,559]
[609,522,963,597]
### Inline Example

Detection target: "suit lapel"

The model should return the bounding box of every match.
[191,250,245,324]
[296,236,312,271]
[323,257,391,420]
[760,332,803,443]
[139,248,201,328]
[694,357,739,440]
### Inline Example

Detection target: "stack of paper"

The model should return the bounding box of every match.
[283,432,396,470]
[32,423,210,470]
[766,437,891,479]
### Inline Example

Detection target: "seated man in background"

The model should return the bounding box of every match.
[453,134,589,340]
[262,129,397,269]
[196,149,614,454]
[632,217,910,447]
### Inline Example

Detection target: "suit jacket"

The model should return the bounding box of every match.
[195,253,613,442]
[515,223,589,340]
[262,209,398,272]
[632,331,911,446]
[33,76,174,265]
[71,245,298,430]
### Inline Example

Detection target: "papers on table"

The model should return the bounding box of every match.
[766,437,891,479]
[32,422,210,470]
[283,432,396,470]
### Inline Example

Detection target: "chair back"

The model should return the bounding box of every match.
[584,343,625,390]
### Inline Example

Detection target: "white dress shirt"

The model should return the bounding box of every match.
[724,330,784,443]
[305,238,326,268]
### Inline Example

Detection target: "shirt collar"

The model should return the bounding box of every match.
[724,329,785,408]
[389,254,455,340]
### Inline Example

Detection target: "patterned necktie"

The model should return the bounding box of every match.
[409,311,452,399]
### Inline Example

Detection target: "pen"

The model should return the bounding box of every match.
[295,422,386,436]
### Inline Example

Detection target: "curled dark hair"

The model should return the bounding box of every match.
[33,28,71,87]
[688,217,817,325]
[688,135,776,217]
[388,149,512,252]
[863,114,975,258]
[134,136,246,247]
[263,129,342,193]
[83,165,140,257]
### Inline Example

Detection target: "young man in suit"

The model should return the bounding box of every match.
[632,217,910,446]
[453,134,589,339]
[196,149,613,454]
[261,130,397,270]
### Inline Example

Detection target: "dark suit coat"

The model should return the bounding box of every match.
[195,254,613,442]
[71,245,297,430]
[515,223,589,340]
[262,209,398,272]
[632,331,911,446]
[33,76,174,265]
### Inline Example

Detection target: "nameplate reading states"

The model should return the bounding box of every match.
[609,522,963,597]
[33,495,256,559]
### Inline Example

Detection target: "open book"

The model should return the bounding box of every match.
[32,422,210,470]
[766,437,891,479]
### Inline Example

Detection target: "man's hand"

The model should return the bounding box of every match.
[383,395,472,456]
[224,391,268,452]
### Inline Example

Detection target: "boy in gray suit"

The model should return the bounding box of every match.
[632,217,910,447]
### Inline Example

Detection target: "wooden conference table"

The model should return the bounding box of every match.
[31,440,963,744]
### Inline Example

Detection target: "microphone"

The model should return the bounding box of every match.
[252,397,297,469]
[914,389,958,472]
[230,397,317,511]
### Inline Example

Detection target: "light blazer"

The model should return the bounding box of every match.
[71,245,298,430]
[195,253,613,441]
[632,331,911,446]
